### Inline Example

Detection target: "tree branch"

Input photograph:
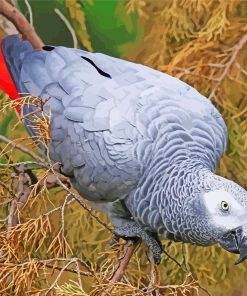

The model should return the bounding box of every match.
[100,239,141,296]
[209,33,247,100]
[0,0,44,49]
[7,164,32,227]
[110,239,141,282]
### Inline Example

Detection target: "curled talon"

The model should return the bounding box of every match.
[114,221,163,265]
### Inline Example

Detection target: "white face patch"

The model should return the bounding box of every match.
[203,190,247,231]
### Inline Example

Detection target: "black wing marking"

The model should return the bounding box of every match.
[43,46,55,51]
[81,56,112,79]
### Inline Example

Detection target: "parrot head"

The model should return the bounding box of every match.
[183,172,247,263]
[202,176,247,264]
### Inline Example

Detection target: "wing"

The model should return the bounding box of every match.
[71,48,228,166]
[14,44,151,202]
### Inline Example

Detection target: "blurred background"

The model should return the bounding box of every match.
[0,0,246,295]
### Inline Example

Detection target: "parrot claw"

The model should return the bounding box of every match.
[114,221,163,264]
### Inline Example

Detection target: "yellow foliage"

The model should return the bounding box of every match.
[66,0,93,51]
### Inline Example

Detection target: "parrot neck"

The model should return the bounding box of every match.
[127,155,214,244]
[160,162,215,244]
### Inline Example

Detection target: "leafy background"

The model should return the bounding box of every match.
[0,0,247,295]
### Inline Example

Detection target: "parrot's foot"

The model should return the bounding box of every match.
[114,221,163,264]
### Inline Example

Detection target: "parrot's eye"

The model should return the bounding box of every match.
[221,201,229,211]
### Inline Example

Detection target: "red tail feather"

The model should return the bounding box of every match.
[0,38,20,114]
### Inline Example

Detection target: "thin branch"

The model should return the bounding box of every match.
[146,253,160,295]
[24,0,33,26]
[45,263,92,277]
[161,65,219,82]
[209,33,247,100]
[182,243,190,273]
[75,260,83,290]
[44,260,77,295]
[0,135,46,164]
[235,62,247,77]
[0,0,44,49]
[0,161,48,169]
[54,8,78,48]
[198,284,213,296]
[7,164,32,228]
[60,193,70,237]
[163,248,183,269]
[44,198,75,217]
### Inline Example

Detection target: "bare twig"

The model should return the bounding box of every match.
[209,33,247,100]
[54,8,78,48]
[146,253,160,295]
[235,62,247,77]
[182,243,190,273]
[24,0,33,26]
[0,135,46,164]
[0,136,47,229]
[45,263,92,277]
[0,0,44,49]
[75,260,83,290]
[0,160,47,169]
[40,257,93,274]
[44,198,75,217]
[198,284,213,296]
[44,259,78,295]
[7,164,32,227]
[163,248,183,269]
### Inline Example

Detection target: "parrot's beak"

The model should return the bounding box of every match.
[217,225,247,264]
[234,228,247,265]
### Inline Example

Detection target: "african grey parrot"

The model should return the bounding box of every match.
[1,34,247,264]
